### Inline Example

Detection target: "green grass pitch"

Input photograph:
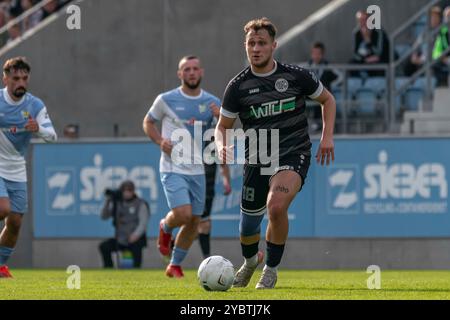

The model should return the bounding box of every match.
[1,269,450,300]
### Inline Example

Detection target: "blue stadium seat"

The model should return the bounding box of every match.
[346,77,363,98]
[354,88,378,115]
[395,43,412,59]
[395,77,411,91]
[403,87,424,111]
[412,14,427,38]
[332,88,342,116]
[364,77,387,97]
[414,77,437,90]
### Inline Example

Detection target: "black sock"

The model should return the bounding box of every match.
[199,233,210,258]
[266,241,285,268]
[241,241,259,259]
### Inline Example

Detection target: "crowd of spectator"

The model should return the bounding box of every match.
[302,3,450,132]
[0,0,71,48]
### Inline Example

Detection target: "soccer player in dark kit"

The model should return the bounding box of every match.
[215,18,336,289]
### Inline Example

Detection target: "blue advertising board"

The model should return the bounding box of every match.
[32,137,449,238]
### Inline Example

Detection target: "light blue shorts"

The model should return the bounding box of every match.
[0,177,28,214]
[160,172,206,216]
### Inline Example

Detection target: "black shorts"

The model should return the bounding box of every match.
[201,163,217,220]
[240,153,311,215]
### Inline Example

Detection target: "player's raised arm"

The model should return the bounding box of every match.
[313,88,336,166]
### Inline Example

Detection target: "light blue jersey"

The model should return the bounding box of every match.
[147,87,219,175]
[0,88,57,182]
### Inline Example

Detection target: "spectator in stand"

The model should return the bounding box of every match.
[404,6,449,86]
[431,6,449,86]
[21,0,42,31]
[41,0,59,20]
[308,42,338,90]
[63,124,79,139]
[350,10,390,77]
[6,22,21,43]
[307,42,338,133]
[0,7,9,47]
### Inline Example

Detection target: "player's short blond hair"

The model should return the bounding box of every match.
[244,17,277,40]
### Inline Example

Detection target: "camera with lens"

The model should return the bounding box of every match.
[104,188,122,201]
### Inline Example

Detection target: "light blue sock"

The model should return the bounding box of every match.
[162,221,173,234]
[0,246,14,266]
[170,246,188,266]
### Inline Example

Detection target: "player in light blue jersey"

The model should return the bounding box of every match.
[143,56,219,278]
[0,57,57,278]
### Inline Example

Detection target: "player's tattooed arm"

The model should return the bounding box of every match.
[274,185,289,193]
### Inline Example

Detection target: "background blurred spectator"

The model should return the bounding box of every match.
[63,123,79,139]
[7,22,21,43]
[308,41,338,90]
[21,0,42,31]
[404,6,449,86]
[0,0,72,48]
[350,10,390,77]
[0,6,9,47]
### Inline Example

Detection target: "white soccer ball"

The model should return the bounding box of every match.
[197,255,235,291]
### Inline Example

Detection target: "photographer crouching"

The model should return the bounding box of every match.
[99,180,150,268]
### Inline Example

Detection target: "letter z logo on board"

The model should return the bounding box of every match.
[327,165,360,214]
[46,168,76,215]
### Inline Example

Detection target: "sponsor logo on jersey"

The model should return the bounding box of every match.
[275,78,289,93]
[249,88,260,94]
[249,97,296,119]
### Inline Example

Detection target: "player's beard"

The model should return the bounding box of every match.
[13,87,27,98]
[251,56,272,69]
[184,78,202,90]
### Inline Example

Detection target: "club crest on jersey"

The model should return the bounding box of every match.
[198,104,207,113]
[275,78,289,93]
[22,111,30,119]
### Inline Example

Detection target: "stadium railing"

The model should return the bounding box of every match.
[389,0,450,130]
[0,0,72,50]
[299,0,450,135]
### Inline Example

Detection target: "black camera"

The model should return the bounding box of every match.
[104,188,122,201]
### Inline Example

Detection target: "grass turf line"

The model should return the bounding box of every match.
[1,269,450,300]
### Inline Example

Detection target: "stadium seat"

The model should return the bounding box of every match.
[346,77,363,98]
[403,87,424,111]
[395,43,412,60]
[412,14,427,38]
[395,77,411,91]
[364,77,387,97]
[414,77,437,90]
[354,88,378,115]
[331,88,343,117]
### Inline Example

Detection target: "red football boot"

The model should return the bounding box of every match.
[165,264,184,278]
[0,265,13,278]
[158,219,172,259]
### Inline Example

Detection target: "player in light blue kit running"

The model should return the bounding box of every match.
[0,57,57,278]
[143,56,219,278]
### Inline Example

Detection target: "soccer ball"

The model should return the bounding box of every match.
[197,255,235,291]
